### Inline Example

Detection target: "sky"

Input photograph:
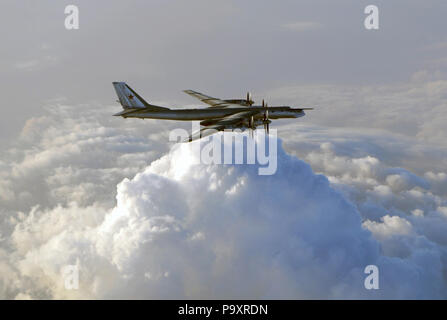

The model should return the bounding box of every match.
[1,0,447,299]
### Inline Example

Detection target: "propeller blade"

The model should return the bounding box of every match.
[263,102,269,134]
[247,92,254,106]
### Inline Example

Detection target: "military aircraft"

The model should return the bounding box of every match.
[112,82,313,142]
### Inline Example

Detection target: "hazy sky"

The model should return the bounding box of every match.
[1,0,446,140]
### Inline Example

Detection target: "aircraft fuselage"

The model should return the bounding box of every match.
[117,106,305,121]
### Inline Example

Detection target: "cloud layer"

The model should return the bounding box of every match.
[1,116,447,298]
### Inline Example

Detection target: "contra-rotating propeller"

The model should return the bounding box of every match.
[262,99,270,134]
[246,92,254,106]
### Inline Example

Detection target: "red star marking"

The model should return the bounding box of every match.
[128,94,134,100]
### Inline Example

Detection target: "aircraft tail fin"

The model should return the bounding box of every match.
[112,82,169,110]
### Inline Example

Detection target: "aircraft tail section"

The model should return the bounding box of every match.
[112,82,169,110]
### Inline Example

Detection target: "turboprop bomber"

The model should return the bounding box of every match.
[112,82,313,142]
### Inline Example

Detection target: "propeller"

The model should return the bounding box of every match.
[249,115,254,138]
[246,92,254,106]
[263,100,269,134]
[246,97,256,137]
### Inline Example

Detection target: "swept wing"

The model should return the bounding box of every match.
[185,110,259,142]
[183,90,250,108]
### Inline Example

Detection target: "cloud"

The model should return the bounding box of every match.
[267,79,447,145]
[363,215,414,240]
[14,50,59,72]
[0,132,446,299]
[0,103,177,213]
[14,60,39,71]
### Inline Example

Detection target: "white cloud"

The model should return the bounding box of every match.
[14,55,58,72]
[267,79,447,151]
[14,60,39,71]
[363,215,414,240]
[0,135,446,299]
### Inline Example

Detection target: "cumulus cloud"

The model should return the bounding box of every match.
[0,103,177,213]
[363,215,414,240]
[0,129,446,299]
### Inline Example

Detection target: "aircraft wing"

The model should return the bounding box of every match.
[183,90,238,108]
[184,110,259,142]
[185,124,226,142]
